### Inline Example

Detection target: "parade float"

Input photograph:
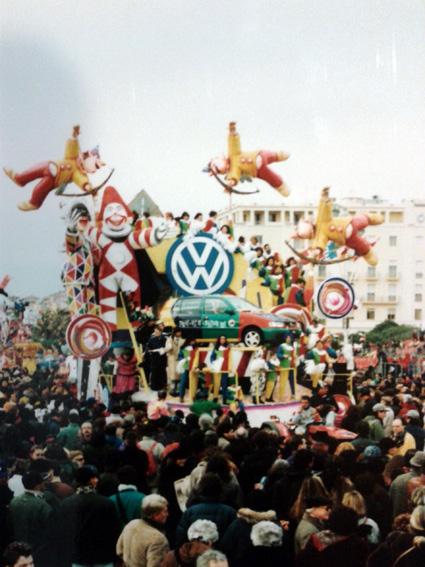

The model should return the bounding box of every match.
[3,122,390,425]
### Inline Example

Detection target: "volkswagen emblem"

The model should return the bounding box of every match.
[166,233,234,296]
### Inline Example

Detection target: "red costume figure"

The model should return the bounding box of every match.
[4,125,105,211]
[113,350,138,394]
[78,186,167,331]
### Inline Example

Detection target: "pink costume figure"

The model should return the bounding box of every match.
[78,186,167,331]
[3,125,105,211]
[209,122,290,196]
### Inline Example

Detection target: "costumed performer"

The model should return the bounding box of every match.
[277,335,295,400]
[264,347,280,402]
[210,335,231,404]
[113,349,138,397]
[176,338,197,402]
[165,328,185,396]
[305,339,333,390]
[146,323,168,391]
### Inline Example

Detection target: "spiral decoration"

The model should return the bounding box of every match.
[316,277,355,319]
[66,314,112,359]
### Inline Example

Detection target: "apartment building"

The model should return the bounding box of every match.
[218,197,425,332]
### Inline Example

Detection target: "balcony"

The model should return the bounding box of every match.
[362,296,399,305]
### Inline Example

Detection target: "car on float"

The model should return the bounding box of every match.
[170,294,288,346]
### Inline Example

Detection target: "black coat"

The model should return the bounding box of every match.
[59,490,121,566]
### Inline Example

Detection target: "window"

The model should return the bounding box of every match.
[415,294,423,302]
[268,211,281,223]
[242,210,251,223]
[284,211,291,223]
[367,266,376,278]
[175,297,202,316]
[415,309,422,321]
[367,284,376,302]
[204,298,228,314]
[318,265,327,278]
[389,236,397,247]
[367,309,375,320]
[254,211,264,225]
[416,273,423,280]
[387,309,396,321]
[388,265,397,278]
[389,211,404,223]
[294,211,305,223]
[388,284,397,302]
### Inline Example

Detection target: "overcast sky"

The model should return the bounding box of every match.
[1,0,425,297]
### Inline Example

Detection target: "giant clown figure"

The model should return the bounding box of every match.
[71,186,167,330]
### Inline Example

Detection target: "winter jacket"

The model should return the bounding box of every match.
[176,501,236,546]
[294,511,325,554]
[117,518,169,567]
[110,486,145,529]
[296,530,369,567]
[220,508,277,566]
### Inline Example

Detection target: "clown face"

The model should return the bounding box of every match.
[294,219,315,239]
[79,149,105,174]
[210,155,229,175]
[103,202,132,238]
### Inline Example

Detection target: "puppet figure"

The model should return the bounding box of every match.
[293,187,384,265]
[4,125,105,211]
[208,122,290,196]
[70,186,167,331]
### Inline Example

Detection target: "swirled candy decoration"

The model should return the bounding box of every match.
[316,277,355,319]
[66,314,112,359]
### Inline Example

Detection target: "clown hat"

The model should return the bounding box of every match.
[98,186,132,220]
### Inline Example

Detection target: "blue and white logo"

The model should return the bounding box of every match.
[166,233,234,296]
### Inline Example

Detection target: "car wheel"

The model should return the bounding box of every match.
[242,327,263,347]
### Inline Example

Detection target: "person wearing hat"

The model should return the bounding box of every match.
[405,409,425,451]
[390,418,416,457]
[162,519,219,567]
[364,403,388,442]
[390,451,425,517]
[407,452,425,500]
[58,465,120,567]
[294,496,332,554]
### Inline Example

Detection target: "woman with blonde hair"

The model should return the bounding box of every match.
[342,489,380,544]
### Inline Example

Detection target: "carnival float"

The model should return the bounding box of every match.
[2,122,389,427]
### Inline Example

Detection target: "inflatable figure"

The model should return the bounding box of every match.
[208,122,290,196]
[0,275,10,297]
[71,186,167,330]
[4,125,105,211]
[292,187,384,265]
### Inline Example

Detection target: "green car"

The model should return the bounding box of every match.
[171,294,288,346]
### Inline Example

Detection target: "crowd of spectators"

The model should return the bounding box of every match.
[0,349,425,566]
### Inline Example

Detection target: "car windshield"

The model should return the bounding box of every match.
[227,297,262,313]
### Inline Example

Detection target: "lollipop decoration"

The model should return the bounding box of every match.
[66,314,112,359]
[317,277,355,319]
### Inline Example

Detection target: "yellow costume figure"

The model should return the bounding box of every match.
[294,188,384,265]
[210,122,290,196]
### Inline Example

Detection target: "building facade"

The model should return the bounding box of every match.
[218,196,425,332]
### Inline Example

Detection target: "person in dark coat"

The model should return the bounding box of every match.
[59,465,121,567]
[118,431,149,492]
[176,474,236,547]
[238,520,291,567]
[9,471,53,567]
[146,325,167,391]
[220,508,278,567]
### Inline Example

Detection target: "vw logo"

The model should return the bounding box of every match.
[166,233,234,296]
